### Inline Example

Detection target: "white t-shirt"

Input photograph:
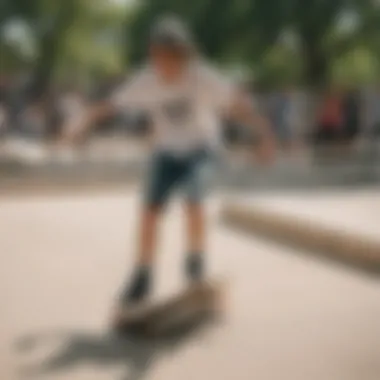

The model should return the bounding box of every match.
[111,60,236,154]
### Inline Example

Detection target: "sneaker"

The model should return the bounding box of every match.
[119,268,151,307]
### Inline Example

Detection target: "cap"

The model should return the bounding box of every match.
[150,15,195,53]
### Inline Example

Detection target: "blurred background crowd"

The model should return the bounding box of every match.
[0,0,379,160]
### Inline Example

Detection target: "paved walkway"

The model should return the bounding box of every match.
[1,191,380,380]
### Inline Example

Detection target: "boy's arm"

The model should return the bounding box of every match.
[60,69,149,145]
[200,64,275,155]
[228,91,277,163]
[60,102,115,145]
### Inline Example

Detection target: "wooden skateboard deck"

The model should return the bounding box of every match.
[112,279,226,337]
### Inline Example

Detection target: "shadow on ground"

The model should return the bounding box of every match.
[15,314,220,380]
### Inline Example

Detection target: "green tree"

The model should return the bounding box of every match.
[1,0,126,94]
[0,0,77,95]
[125,0,380,86]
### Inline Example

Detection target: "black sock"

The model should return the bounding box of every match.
[186,253,204,281]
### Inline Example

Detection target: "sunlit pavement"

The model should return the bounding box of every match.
[1,190,380,380]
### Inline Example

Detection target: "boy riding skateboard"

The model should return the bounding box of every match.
[62,15,276,318]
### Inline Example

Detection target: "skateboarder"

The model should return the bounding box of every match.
[62,15,276,311]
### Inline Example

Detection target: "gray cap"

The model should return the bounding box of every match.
[150,15,195,52]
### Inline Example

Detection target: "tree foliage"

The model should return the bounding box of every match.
[1,0,379,90]
[126,0,380,86]
[0,0,126,95]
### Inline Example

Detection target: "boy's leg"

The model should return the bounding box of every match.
[137,207,160,267]
[183,152,213,282]
[119,153,184,306]
[184,202,206,281]
[121,206,159,304]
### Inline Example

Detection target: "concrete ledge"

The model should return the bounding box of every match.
[221,203,380,270]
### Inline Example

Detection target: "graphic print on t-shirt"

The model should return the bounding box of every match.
[162,96,192,128]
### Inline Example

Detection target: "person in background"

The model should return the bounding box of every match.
[0,76,9,139]
[59,87,87,146]
[342,87,360,150]
[365,84,380,139]
[283,85,305,153]
[0,101,8,141]
[19,99,47,140]
[314,87,344,150]
[267,86,294,154]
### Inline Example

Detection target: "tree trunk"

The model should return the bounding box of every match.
[302,42,328,89]
[30,0,76,100]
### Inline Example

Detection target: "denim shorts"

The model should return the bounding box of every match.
[143,148,213,208]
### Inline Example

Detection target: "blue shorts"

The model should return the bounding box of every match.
[143,149,212,208]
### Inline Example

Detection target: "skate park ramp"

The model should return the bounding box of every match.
[221,188,380,274]
[1,190,380,380]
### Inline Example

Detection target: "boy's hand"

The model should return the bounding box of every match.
[59,103,112,147]
[58,120,85,149]
[61,118,86,145]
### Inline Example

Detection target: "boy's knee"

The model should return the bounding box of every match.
[143,202,165,215]
[185,203,205,218]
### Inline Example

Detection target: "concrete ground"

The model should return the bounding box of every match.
[1,189,380,380]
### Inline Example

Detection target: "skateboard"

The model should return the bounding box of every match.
[112,279,226,337]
